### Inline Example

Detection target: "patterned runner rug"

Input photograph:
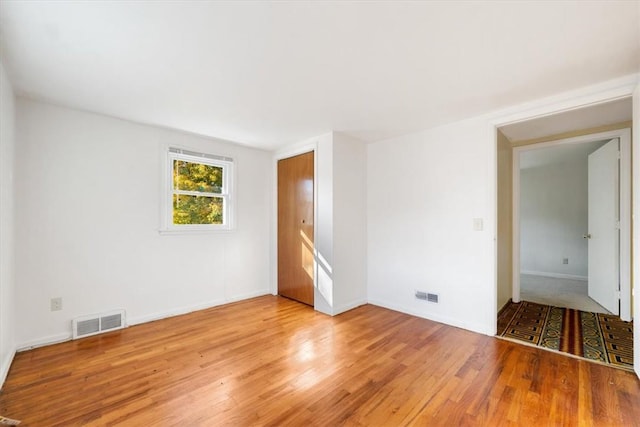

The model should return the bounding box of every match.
[497,300,634,371]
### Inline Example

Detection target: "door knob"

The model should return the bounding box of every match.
[583,234,591,239]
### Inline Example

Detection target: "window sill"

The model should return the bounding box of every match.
[158,227,233,236]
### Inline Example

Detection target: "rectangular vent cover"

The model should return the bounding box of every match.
[73,310,126,339]
[101,314,122,330]
[77,318,99,337]
[415,291,439,303]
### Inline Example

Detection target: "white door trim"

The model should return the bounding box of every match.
[487,73,638,338]
[512,128,632,320]
[631,83,640,379]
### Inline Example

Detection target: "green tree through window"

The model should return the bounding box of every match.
[169,153,231,227]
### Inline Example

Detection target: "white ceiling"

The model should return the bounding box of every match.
[1,1,639,150]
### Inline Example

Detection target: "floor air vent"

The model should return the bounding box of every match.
[72,310,126,339]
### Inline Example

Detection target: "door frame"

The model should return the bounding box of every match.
[511,128,632,320]
[272,142,318,305]
[488,75,638,379]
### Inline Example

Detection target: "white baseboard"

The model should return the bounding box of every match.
[0,347,16,389]
[17,332,72,352]
[521,270,588,282]
[16,290,271,352]
[367,298,490,336]
[333,299,367,315]
[128,289,271,326]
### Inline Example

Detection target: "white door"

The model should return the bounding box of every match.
[587,138,619,314]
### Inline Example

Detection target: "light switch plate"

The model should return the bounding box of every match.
[473,218,483,231]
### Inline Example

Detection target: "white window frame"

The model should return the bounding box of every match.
[163,147,234,233]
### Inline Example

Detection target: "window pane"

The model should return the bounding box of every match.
[173,160,223,193]
[173,194,223,225]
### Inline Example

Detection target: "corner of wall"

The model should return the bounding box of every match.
[332,133,367,313]
[0,348,16,388]
[0,59,17,389]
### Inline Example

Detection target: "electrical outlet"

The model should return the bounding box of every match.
[562,258,569,265]
[51,297,62,311]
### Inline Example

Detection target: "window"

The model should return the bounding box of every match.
[166,147,233,231]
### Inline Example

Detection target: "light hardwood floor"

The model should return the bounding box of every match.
[1,296,639,426]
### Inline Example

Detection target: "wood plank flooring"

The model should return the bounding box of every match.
[1,296,639,426]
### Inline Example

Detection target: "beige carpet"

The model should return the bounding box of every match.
[520,274,611,314]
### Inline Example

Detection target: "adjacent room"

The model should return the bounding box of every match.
[0,1,639,425]
[519,139,611,313]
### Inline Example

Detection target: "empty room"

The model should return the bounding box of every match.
[0,1,639,425]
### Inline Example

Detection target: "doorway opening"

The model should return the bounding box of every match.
[513,131,631,318]
[494,94,633,322]
[493,89,638,376]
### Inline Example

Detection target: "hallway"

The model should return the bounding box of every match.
[520,273,611,314]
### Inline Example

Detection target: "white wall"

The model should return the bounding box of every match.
[0,61,17,386]
[332,133,367,313]
[315,133,334,314]
[15,99,272,348]
[520,158,588,279]
[367,117,492,334]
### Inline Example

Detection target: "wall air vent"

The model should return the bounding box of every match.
[415,291,439,303]
[72,309,126,339]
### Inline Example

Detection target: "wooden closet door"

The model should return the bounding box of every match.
[277,152,314,306]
